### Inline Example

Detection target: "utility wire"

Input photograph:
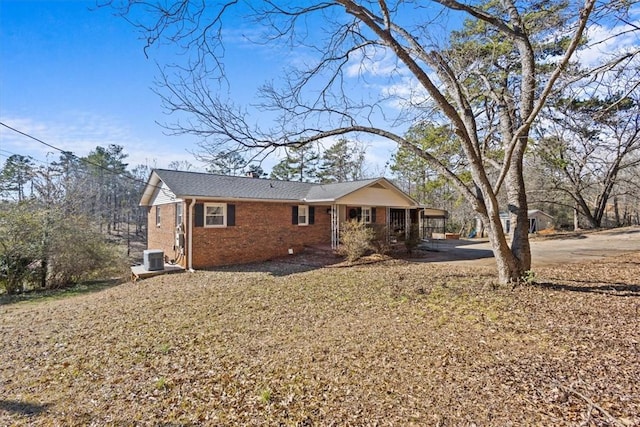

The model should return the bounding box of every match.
[0,121,170,197]
[0,148,130,188]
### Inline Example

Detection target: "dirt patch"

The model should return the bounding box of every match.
[1,249,639,425]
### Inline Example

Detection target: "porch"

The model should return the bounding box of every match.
[329,205,448,249]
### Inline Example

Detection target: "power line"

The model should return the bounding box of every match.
[0,148,125,186]
[1,121,137,179]
[0,121,164,194]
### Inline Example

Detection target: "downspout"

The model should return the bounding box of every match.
[188,198,195,272]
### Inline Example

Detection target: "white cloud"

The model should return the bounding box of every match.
[0,113,200,171]
[345,46,401,79]
[576,19,640,67]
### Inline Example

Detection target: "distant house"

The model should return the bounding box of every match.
[502,209,554,234]
[139,169,447,270]
[476,209,554,236]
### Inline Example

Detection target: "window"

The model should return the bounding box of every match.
[156,206,161,227]
[349,206,375,223]
[361,207,372,224]
[175,202,183,227]
[205,203,227,227]
[297,205,309,226]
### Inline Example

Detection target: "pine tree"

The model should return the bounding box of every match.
[269,145,319,182]
[317,139,366,183]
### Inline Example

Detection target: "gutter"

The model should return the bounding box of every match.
[188,198,195,273]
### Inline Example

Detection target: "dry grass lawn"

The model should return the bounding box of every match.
[1,252,639,426]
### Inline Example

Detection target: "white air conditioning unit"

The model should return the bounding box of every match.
[143,250,164,271]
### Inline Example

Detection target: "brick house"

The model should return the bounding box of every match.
[139,169,446,270]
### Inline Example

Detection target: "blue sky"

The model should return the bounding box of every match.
[1,1,637,177]
[0,0,266,171]
[0,0,397,175]
[1,0,419,178]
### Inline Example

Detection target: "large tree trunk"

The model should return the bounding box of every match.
[505,140,532,274]
[471,165,528,283]
[478,209,523,283]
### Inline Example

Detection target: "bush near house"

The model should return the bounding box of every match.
[337,220,375,261]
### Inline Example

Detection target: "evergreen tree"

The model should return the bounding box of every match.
[0,154,36,202]
[206,151,246,176]
[269,145,319,182]
[245,163,266,178]
[317,138,366,183]
[390,122,475,231]
[83,145,130,233]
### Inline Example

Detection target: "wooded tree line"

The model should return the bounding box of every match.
[0,145,149,294]
[185,137,368,183]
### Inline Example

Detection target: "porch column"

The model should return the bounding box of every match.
[386,207,391,242]
[405,209,411,239]
[331,204,339,249]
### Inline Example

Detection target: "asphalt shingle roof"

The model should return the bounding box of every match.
[151,169,385,202]
[304,179,381,201]
[153,169,314,201]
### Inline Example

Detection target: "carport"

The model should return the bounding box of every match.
[420,208,448,238]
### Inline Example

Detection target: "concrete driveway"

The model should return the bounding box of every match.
[422,226,640,267]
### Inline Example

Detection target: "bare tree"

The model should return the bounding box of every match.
[167,160,195,171]
[109,0,636,283]
[536,81,640,228]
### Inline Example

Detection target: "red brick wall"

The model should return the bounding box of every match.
[146,202,187,267]
[146,200,391,269]
[374,207,387,226]
[190,200,332,269]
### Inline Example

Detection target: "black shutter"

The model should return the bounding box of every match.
[309,206,315,224]
[292,206,299,224]
[371,207,376,223]
[195,203,204,227]
[227,204,235,226]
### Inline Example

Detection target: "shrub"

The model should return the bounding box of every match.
[337,220,375,262]
[46,214,127,288]
[370,224,392,255]
[0,201,43,294]
[0,202,127,293]
[404,224,421,255]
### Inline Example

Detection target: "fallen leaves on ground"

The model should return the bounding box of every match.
[1,253,639,426]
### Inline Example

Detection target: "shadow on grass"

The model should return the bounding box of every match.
[533,232,588,241]
[600,227,640,236]
[215,259,348,276]
[535,281,640,297]
[0,278,124,306]
[410,242,495,262]
[0,399,50,417]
